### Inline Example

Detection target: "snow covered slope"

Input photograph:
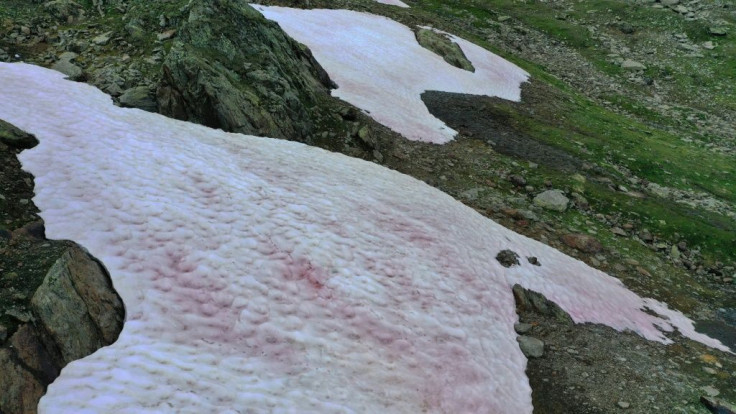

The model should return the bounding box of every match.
[0,63,726,413]
[254,6,528,144]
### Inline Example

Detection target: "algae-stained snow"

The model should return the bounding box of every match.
[254,6,528,144]
[0,63,727,413]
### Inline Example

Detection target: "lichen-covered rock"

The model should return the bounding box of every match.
[415,27,475,72]
[119,86,157,112]
[31,246,124,363]
[157,0,334,139]
[0,245,124,414]
[533,189,569,212]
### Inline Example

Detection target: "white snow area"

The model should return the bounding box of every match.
[0,63,728,414]
[254,6,528,144]
[372,0,410,7]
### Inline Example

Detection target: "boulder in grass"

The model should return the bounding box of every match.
[533,189,569,212]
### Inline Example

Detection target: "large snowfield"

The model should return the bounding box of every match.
[253,6,529,144]
[0,60,727,413]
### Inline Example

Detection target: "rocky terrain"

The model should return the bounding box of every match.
[1,0,735,413]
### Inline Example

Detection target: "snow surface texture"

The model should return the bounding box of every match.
[254,6,528,144]
[372,0,410,7]
[0,63,728,414]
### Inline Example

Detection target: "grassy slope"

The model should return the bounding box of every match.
[399,0,736,264]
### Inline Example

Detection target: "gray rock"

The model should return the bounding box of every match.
[700,385,720,397]
[42,0,83,22]
[611,226,628,237]
[514,323,533,334]
[661,0,679,5]
[0,119,38,149]
[52,59,84,80]
[517,335,545,358]
[92,32,112,45]
[119,86,158,112]
[415,28,475,72]
[617,401,631,409]
[621,59,646,70]
[709,26,728,36]
[31,246,124,363]
[533,189,569,212]
[496,249,520,267]
[1,245,124,414]
[157,0,334,140]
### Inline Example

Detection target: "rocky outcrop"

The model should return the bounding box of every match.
[157,0,335,140]
[0,245,124,414]
[415,27,475,72]
[1,119,124,414]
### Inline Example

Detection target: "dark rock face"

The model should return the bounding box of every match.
[0,119,125,414]
[496,249,521,267]
[1,245,125,414]
[415,27,475,72]
[0,119,38,149]
[157,0,335,140]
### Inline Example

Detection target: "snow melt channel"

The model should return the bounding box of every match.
[254,6,528,144]
[0,63,728,414]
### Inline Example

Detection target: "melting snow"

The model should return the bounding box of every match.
[372,0,410,7]
[254,6,528,144]
[0,63,728,413]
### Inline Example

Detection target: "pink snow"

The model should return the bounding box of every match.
[372,0,410,7]
[254,6,528,144]
[0,63,728,414]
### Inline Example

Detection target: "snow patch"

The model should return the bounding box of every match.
[254,6,528,144]
[372,0,410,7]
[0,63,728,414]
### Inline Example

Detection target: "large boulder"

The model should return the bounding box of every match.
[533,189,569,212]
[0,245,125,414]
[157,0,335,140]
[31,246,125,362]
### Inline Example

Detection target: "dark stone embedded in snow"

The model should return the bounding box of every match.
[157,0,335,140]
[0,119,38,149]
[527,256,541,266]
[415,28,475,72]
[513,284,573,324]
[497,249,520,267]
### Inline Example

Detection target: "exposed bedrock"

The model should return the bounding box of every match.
[157,0,335,140]
[0,120,124,414]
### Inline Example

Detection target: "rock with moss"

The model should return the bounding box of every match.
[415,27,475,72]
[0,245,125,414]
[157,0,334,140]
[0,119,38,149]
